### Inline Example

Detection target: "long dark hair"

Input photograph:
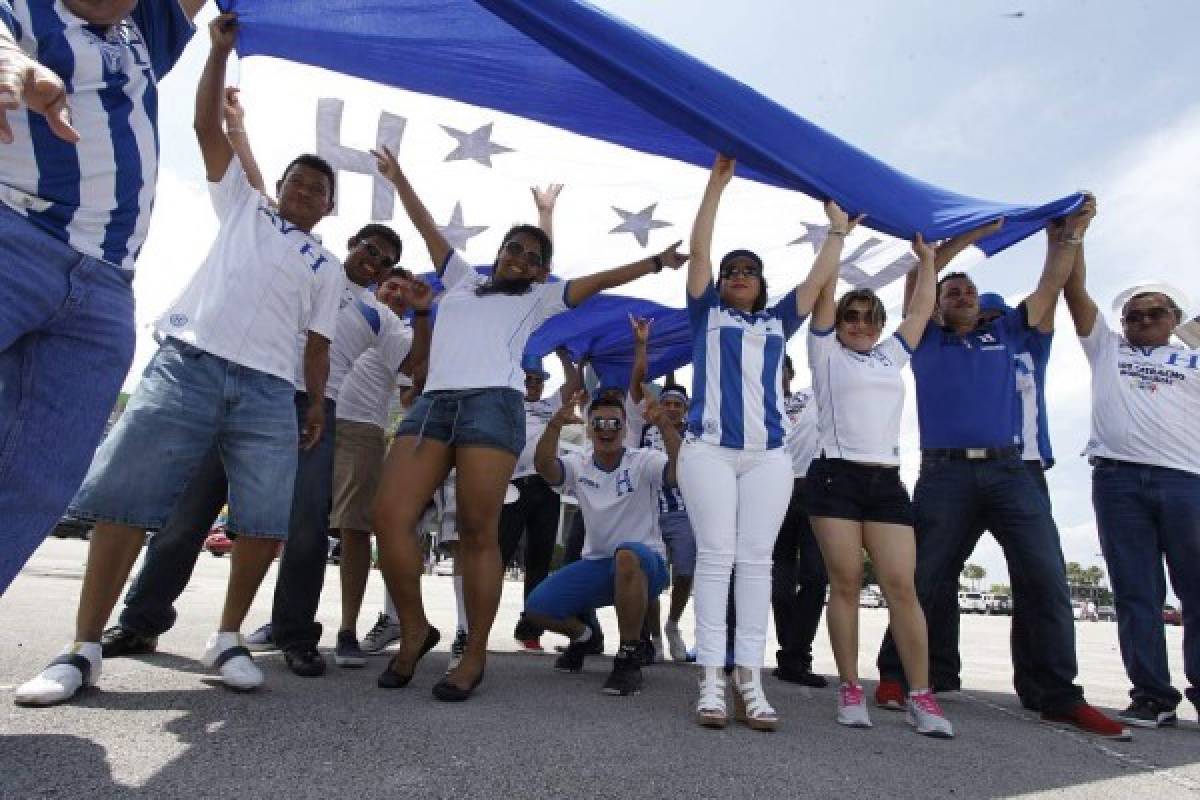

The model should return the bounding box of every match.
[475,224,553,297]
[717,249,768,312]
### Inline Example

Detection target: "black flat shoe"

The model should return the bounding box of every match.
[432,669,484,702]
[377,626,440,689]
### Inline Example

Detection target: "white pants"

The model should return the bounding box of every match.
[677,439,793,667]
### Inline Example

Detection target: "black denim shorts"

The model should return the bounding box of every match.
[804,457,914,526]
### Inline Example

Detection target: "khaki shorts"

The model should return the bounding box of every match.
[330,420,387,531]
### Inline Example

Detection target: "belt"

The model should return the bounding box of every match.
[922,446,1020,462]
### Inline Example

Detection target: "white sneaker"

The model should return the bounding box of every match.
[837,682,873,728]
[361,613,402,654]
[663,621,688,663]
[244,622,276,652]
[14,643,102,707]
[202,632,264,691]
[907,689,955,738]
[650,635,664,664]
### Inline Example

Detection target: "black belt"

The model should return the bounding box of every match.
[512,474,548,486]
[922,446,1020,462]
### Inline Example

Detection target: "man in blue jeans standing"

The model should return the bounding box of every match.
[873,197,1131,740]
[0,0,204,596]
[1065,253,1200,728]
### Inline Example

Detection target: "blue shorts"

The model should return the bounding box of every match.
[525,542,670,620]
[69,338,299,538]
[659,510,697,577]
[396,388,524,456]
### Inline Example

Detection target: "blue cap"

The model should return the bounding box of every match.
[979,292,1011,314]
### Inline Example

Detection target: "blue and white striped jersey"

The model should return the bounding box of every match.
[686,283,806,451]
[0,1,194,270]
[625,394,686,514]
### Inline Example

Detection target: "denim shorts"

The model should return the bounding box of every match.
[805,457,914,526]
[395,388,524,456]
[525,542,669,620]
[659,510,697,577]
[70,338,299,538]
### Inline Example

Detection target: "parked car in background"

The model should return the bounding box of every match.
[1163,605,1183,626]
[983,593,1012,615]
[204,507,232,557]
[958,591,987,614]
[859,587,885,608]
[1097,605,1116,622]
[51,512,92,540]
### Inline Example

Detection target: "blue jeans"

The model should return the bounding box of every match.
[876,454,1084,714]
[1093,459,1200,710]
[119,445,228,636]
[0,205,135,595]
[270,393,338,651]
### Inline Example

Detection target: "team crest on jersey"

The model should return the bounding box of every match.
[82,27,129,73]
[169,313,188,327]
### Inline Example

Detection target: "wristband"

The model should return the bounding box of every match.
[828,229,848,237]
[412,309,432,317]
[226,127,246,134]
[651,255,664,273]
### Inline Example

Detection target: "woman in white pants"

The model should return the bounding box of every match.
[677,154,858,729]
[805,236,953,738]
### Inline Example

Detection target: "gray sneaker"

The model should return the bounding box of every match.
[335,630,366,668]
[245,622,276,652]
[446,629,467,674]
[907,690,954,738]
[361,613,401,654]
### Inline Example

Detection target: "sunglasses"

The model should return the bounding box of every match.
[502,240,544,269]
[358,240,393,265]
[720,265,761,280]
[839,309,879,326]
[590,417,624,432]
[1123,307,1173,325]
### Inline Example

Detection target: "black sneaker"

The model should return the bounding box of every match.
[602,652,643,696]
[284,645,327,677]
[554,638,591,673]
[1118,698,1178,729]
[100,625,158,658]
[773,665,828,688]
[633,637,656,667]
[334,630,366,668]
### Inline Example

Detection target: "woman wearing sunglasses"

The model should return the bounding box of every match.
[680,154,859,730]
[367,147,686,702]
[805,235,954,737]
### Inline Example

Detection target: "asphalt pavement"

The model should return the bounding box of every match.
[1,538,1197,799]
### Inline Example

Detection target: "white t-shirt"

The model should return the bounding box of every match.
[783,388,819,477]
[424,252,570,393]
[336,325,416,428]
[155,157,342,383]
[1081,315,1200,476]
[554,448,668,560]
[809,328,912,466]
[513,392,564,479]
[294,278,411,399]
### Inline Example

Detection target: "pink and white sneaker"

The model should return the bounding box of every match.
[837,682,873,728]
[907,689,954,738]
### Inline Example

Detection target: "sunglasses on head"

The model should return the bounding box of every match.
[590,417,624,432]
[839,309,879,326]
[720,265,761,280]
[502,240,544,269]
[1123,307,1173,325]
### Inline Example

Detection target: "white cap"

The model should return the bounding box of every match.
[1111,282,1191,316]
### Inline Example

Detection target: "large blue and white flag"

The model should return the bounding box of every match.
[188,0,1084,385]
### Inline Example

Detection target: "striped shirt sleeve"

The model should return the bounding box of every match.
[0,1,20,39]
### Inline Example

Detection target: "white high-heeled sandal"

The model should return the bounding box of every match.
[696,665,728,729]
[732,667,778,731]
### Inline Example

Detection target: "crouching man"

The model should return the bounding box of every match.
[523,389,681,696]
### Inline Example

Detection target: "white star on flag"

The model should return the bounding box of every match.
[441,122,514,167]
[788,222,830,250]
[438,202,489,251]
[609,204,672,248]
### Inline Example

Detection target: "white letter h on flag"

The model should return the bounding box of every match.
[316,98,406,220]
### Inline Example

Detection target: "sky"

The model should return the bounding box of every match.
[132,0,1200,591]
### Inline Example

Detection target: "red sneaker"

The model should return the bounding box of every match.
[517,638,544,653]
[874,678,906,711]
[1042,703,1132,741]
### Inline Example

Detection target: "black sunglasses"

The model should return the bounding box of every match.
[720,265,761,280]
[839,309,879,325]
[358,240,393,265]
[590,417,624,432]
[502,240,544,268]
[1123,307,1173,325]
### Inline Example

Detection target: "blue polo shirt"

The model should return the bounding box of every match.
[911,305,1036,450]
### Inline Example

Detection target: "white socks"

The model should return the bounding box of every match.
[202,631,263,691]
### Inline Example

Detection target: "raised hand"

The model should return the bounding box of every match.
[406,277,434,312]
[209,12,238,54]
[222,86,244,128]
[370,144,403,183]
[1062,193,1097,240]
[629,314,652,344]
[656,241,689,270]
[911,232,935,263]
[0,45,77,143]
[823,200,865,234]
[710,153,736,189]
[531,183,564,213]
[552,390,588,427]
